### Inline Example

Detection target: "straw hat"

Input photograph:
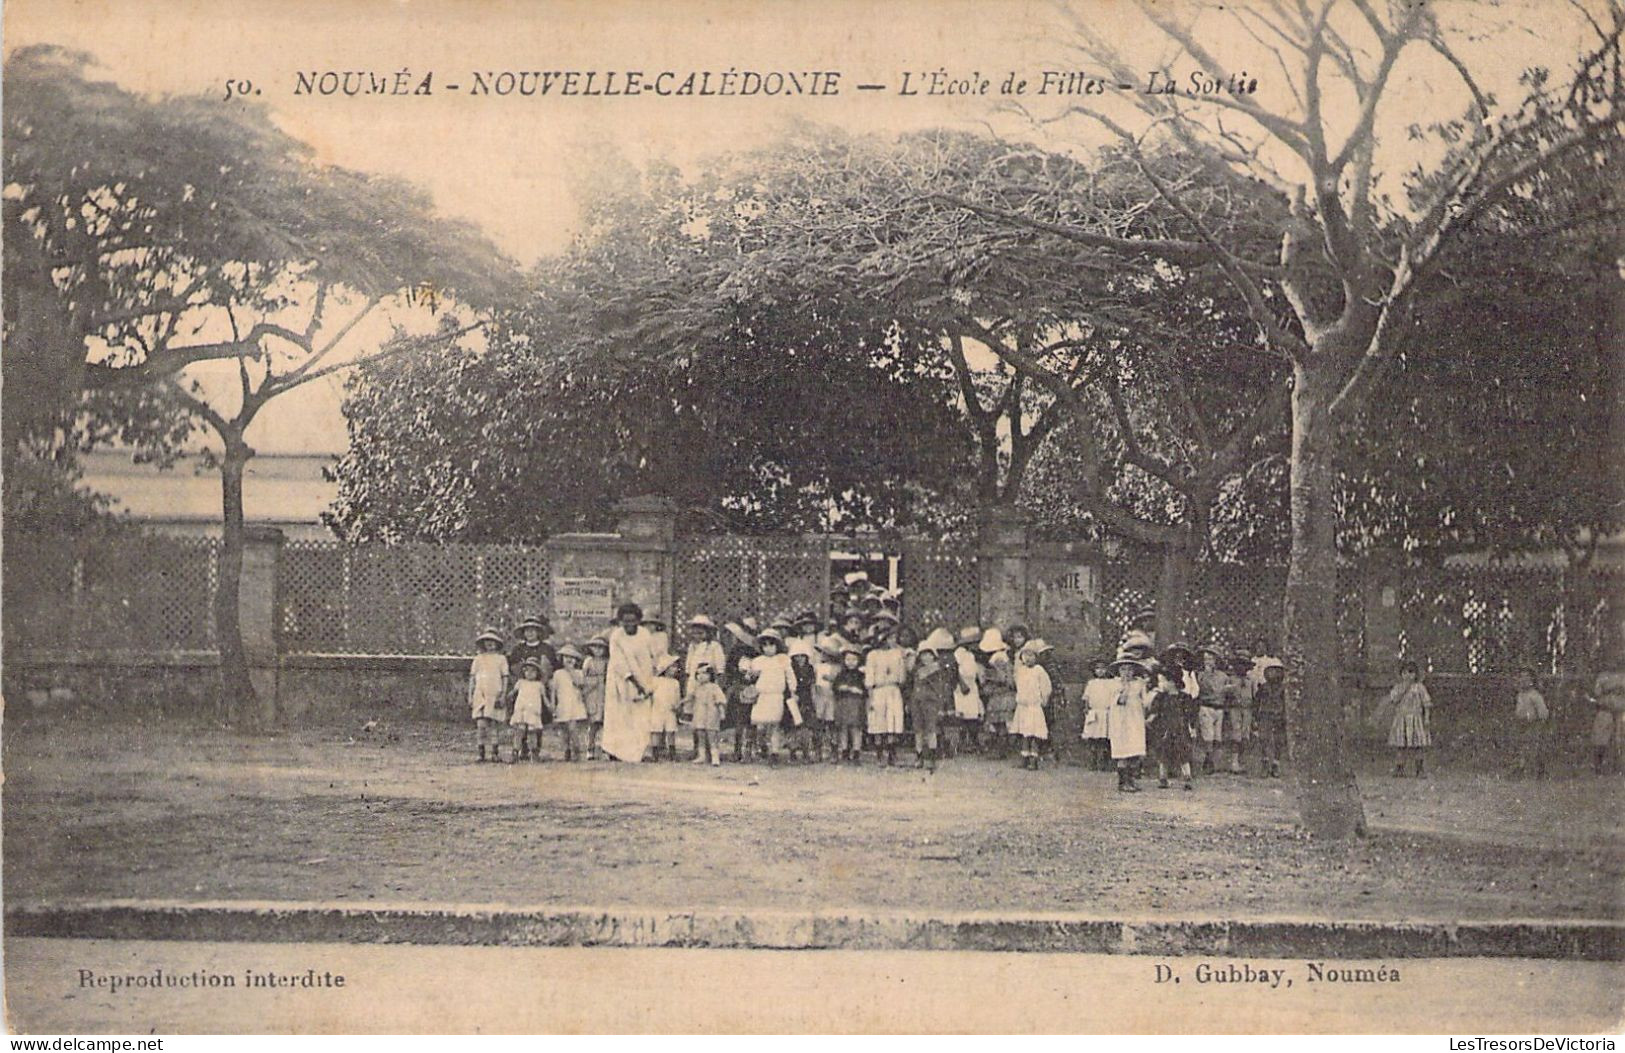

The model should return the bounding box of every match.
[756,627,784,645]
[475,627,504,646]
[957,626,982,646]
[787,637,815,659]
[518,657,544,673]
[977,627,1008,653]
[555,644,584,661]
[687,613,717,631]
[794,610,821,628]
[1120,629,1155,655]
[1112,656,1149,675]
[584,632,610,653]
[920,628,957,652]
[816,632,847,658]
[1019,638,1054,657]
[642,613,668,629]
[723,621,758,649]
[843,570,871,587]
[872,609,900,625]
[515,615,550,633]
[740,616,762,634]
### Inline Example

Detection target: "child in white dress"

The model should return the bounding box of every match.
[507,658,549,762]
[649,653,682,762]
[467,627,509,763]
[1012,639,1054,770]
[685,662,727,766]
[551,644,589,762]
[1081,657,1116,771]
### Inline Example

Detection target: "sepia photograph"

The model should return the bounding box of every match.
[1,0,1622,1037]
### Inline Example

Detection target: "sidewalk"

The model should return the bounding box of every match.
[8,900,1621,959]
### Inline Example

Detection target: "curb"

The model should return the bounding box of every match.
[6,902,1622,960]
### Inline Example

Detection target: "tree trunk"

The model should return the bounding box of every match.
[215,434,258,723]
[1153,523,1202,646]
[1285,363,1367,839]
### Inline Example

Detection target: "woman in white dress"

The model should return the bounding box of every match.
[602,603,660,762]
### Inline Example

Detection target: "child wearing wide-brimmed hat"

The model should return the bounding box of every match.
[509,615,557,688]
[580,633,609,760]
[551,644,589,761]
[1147,655,1196,790]
[721,620,759,762]
[468,628,510,762]
[911,628,957,772]
[787,636,820,763]
[1012,639,1054,770]
[648,653,683,762]
[508,657,551,762]
[684,614,726,695]
[748,628,797,766]
[950,626,984,755]
[978,628,1016,758]
[866,611,907,766]
[685,661,727,766]
[1108,653,1153,792]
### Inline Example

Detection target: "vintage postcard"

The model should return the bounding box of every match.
[2,0,1622,1036]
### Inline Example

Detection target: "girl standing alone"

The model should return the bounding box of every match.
[1387,661,1433,777]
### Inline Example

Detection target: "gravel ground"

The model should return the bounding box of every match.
[4,719,1621,920]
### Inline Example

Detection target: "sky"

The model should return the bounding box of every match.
[5,0,1600,454]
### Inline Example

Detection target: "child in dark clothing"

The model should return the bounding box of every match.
[1253,660,1286,777]
[832,647,868,764]
[1148,661,1196,790]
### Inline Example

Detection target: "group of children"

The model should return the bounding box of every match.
[464,592,1625,781]
[464,593,1062,770]
[1077,627,1288,792]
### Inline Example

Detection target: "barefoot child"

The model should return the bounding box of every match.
[1012,638,1054,770]
[551,644,589,761]
[508,658,550,762]
[686,661,726,766]
[467,628,511,762]
[1387,661,1433,777]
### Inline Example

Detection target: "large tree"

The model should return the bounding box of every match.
[3,46,513,718]
[946,0,1624,837]
[639,126,1295,641]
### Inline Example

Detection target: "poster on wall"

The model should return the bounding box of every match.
[550,576,617,641]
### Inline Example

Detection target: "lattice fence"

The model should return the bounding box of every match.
[3,533,219,653]
[673,535,831,627]
[1098,559,1360,662]
[280,541,551,655]
[900,539,979,631]
[1395,565,1623,675]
